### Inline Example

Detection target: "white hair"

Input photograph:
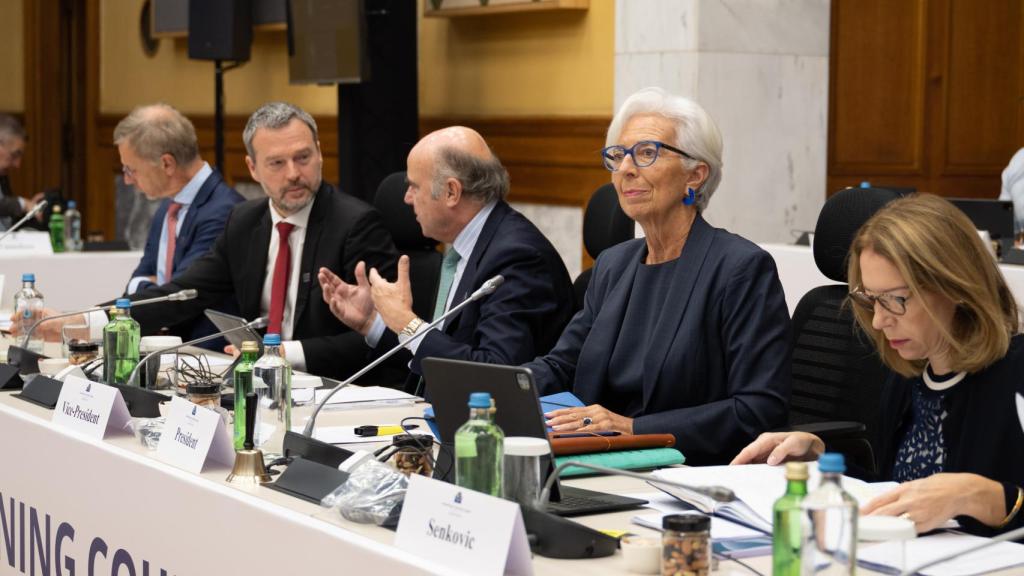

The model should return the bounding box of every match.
[606,87,724,212]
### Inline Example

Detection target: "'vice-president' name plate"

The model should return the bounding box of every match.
[51,377,131,439]
[395,474,532,576]
[155,396,234,474]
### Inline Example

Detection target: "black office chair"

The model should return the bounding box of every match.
[373,172,442,323]
[787,186,901,475]
[573,183,635,308]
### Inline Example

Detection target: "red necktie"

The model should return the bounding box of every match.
[164,202,183,282]
[268,221,296,336]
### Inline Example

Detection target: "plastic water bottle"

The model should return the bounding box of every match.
[773,462,809,576]
[454,392,504,496]
[13,273,45,352]
[800,453,858,575]
[103,298,140,386]
[232,340,261,451]
[49,204,65,253]
[252,333,291,457]
[64,201,82,252]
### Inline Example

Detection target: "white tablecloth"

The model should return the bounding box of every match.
[761,243,1024,314]
[0,250,142,311]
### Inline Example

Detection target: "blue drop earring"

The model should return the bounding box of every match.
[682,187,696,206]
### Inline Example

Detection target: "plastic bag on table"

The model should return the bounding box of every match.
[320,451,408,525]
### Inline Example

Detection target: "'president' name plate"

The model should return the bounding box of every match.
[395,474,532,576]
[155,396,234,474]
[51,376,131,439]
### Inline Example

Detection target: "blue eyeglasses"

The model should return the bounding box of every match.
[601,140,695,172]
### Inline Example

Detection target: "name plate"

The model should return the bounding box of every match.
[395,474,532,576]
[0,231,54,254]
[155,396,234,473]
[51,377,132,439]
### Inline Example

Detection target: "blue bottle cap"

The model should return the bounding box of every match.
[859,181,872,188]
[818,452,846,474]
[67,200,76,209]
[115,298,131,309]
[468,392,492,408]
[21,273,35,282]
[263,333,282,346]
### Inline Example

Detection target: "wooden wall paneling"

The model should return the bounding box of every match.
[22,1,64,199]
[829,0,928,177]
[939,0,1023,175]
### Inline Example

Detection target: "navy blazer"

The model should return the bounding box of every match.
[399,201,575,379]
[526,215,792,465]
[128,183,399,379]
[130,169,244,292]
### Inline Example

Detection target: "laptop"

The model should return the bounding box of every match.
[422,357,648,517]
[950,198,1015,239]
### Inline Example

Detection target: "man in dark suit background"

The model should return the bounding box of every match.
[319,126,574,393]
[30,102,399,379]
[116,104,244,296]
[0,114,45,231]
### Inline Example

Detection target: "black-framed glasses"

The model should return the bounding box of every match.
[601,140,695,172]
[849,286,911,316]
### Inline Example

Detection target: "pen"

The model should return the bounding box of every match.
[354,424,418,437]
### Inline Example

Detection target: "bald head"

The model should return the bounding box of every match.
[415,126,492,160]
[408,126,509,204]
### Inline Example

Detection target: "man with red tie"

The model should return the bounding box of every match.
[118,104,244,296]
[28,102,398,379]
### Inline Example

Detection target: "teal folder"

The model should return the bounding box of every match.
[554,448,686,477]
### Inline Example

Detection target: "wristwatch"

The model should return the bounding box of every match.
[399,317,425,337]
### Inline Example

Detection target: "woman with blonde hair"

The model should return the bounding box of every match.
[733,193,1024,535]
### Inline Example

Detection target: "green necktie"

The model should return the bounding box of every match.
[432,247,462,323]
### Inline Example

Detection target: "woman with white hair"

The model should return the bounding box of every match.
[531,87,791,465]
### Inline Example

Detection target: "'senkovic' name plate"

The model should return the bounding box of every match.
[51,376,131,439]
[395,474,532,576]
[155,396,234,474]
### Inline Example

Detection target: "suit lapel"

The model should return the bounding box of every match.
[443,202,508,334]
[293,184,328,327]
[575,241,642,405]
[172,170,220,267]
[640,215,715,409]
[242,205,272,319]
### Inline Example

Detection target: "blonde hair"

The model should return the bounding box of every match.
[847,193,1019,376]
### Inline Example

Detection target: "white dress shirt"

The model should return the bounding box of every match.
[262,199,314,370]
[1000,147,1024,233]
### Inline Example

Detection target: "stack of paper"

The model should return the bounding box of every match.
[859,532,1024,576]
[650,464,895,534]
[291,385,418,410]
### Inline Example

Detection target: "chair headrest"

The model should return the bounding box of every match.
[373,171,438,251]
[583,183,635,259]
[813,187,901,282]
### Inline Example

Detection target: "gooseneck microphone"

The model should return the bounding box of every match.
[300,274,505,437]
[19,289,199,348]
[536,461,736,512]
[0,199,48,245]
[125,315,268,387]
[897,524,1024,576]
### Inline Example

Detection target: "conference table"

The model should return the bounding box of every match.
[761,243,1024,314]
[0,250,141,311]
[4,375,1020,575]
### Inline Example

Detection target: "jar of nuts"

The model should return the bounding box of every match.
[662,513,710,576]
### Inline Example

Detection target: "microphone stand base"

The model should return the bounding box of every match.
[265,457,349,504]
[0,364,24,390]
[13,376,64,408]
[520,504,618,559]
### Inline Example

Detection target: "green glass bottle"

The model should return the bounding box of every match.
[454,392,504,496]
[49,204,65,253]
[773,462,809,576]
[232,340,261,450]
[103,298,140,386]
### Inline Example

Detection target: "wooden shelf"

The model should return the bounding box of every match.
[424,0,588,18]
